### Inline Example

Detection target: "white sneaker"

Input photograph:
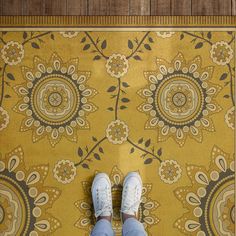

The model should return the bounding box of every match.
[121,172,142,216]
[91,173,113,218]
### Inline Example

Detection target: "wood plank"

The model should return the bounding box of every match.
[0,0,234,17]
[232,0,236,15]
[23,0,44,15]
[88,0,110,15]
[0,0,2,15]
[192,0,231,15]
[45,0,67,15]
[2,0,23,15]
[109,0,129,15]
[151,0,171,15]
[171,0,191,15]
[67,0,88,15]
[129,0,150,15]
[88,0,129,15]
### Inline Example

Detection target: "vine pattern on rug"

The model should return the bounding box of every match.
[51,31,184,186]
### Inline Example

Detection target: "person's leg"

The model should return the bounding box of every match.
[122,218,146,236]
[121,172,147,236]
[91,219,114,236]
[90,173,115,236]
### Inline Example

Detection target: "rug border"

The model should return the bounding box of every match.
[0,16,235,27]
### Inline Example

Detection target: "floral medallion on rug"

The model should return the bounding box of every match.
[0,16,235,235]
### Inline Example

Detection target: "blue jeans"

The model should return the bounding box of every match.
[91,218,147,236]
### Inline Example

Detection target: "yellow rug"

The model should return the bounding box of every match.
[0,16,235,236]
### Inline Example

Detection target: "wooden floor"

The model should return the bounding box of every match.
[0,0,235,16]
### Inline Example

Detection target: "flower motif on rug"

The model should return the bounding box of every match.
[0,146,61,235]
[60,32,79,38]
[210,41,233,66]
[158,159,182,184]
[225,106,235,130]
[53,159,77,184]
[13,53,97,147]
[0,106,9,131]
[74,166,159,235]
[106,119,129,144]
[156,32,175,38]
[106,54,129,78]
[137,53,222,146]
[1,41,24,65]
[174,146,235,236]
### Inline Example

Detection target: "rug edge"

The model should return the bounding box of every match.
[0,16,235,27]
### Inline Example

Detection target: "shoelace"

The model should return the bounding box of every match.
[94,186,112,218]
[122,186,141,213]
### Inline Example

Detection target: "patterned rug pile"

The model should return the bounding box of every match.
[0,16,235,235]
